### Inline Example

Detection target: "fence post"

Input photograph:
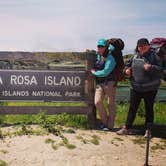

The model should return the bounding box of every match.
[85,51,97,128]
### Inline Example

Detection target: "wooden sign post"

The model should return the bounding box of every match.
[0,51,97,126]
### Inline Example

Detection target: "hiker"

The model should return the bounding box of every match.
[116,38,162,137]
[90,38,117,130]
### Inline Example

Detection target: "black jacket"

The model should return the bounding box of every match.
[125,49,162,92]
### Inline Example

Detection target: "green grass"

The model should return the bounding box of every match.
[151,142,166,151]
[64,128,76,134]
[0,101,165,138]
[5,101,86,107]
[45,135,77,150]
[76,134,100,145]
[0,102,165,127]
[115,102,166,126]
[0,160,7,166]
[58,136,77,150]
[0,112,88,129]
[132,136,146,145]
[65,144,76,149]
[45,138,55,144]
[76,135,89,144]
[153,103,166,124]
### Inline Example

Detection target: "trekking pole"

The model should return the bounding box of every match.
[143,123,152,166]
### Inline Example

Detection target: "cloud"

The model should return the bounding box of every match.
[0,0,165,53]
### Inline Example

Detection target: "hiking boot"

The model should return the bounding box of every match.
[116,126,129,135]
[102,127,110,131]
[98,124,110,131]
[144,130,152,138]
[98,123,105,130]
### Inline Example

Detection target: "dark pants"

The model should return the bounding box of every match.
[125,89,157,129]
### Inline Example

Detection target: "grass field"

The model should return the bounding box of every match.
[0,101,165,129]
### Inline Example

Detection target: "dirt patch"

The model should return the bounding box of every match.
[0,126,166,166]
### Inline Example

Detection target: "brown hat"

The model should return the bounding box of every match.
[137,38,150,46]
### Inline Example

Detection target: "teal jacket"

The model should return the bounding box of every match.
[93,53,116,77]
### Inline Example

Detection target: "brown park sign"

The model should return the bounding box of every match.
[0,69,86,102]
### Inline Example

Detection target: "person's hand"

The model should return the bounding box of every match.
[144,63,151,71]
[125,68,131,77]
[90,69,95,74]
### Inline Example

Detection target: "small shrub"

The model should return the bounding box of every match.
[65,128,75,134]
[14,124,33,136]
[0,149,8,154]
[62,137,69,145]
[90,135,100,145]
[0,160,7,166]
[65,144,76,150]
[151,142,166,151]
[51,143,58,150]
[45,138,55,144]
[114,137,124,142]
[76,135,88,144]
[132,136,146,145]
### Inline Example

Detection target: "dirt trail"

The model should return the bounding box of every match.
[0,126,166,166]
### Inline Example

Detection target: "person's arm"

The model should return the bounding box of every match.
[124,56,134,77]
[144,54,162,74]
[125,56,133,68]
[93,55,116,77]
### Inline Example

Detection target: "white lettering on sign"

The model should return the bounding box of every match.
[65,91,80,97]
[0,76,3,85]
[44,76,81,86]
[10,75,38,85]
[32,91,62,97]
[2,90,29,96]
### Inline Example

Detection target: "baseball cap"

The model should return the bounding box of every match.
[137,38,150,47]
[97,39,106,47]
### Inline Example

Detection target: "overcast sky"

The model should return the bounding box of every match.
[0,0,165,53]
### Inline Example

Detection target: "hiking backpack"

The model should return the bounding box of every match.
[105,38,125,81]
[150,37,166,81]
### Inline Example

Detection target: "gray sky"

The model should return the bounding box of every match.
[0,0,165,53]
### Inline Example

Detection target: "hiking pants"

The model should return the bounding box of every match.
[94,81,116,129]
[125,89,157,129]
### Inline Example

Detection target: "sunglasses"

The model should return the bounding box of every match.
[97,45,105,48]
[138,45,149,48]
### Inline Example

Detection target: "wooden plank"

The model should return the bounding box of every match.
[85,52,97,127]
[85,51,96,103]
[0,106,91,115]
